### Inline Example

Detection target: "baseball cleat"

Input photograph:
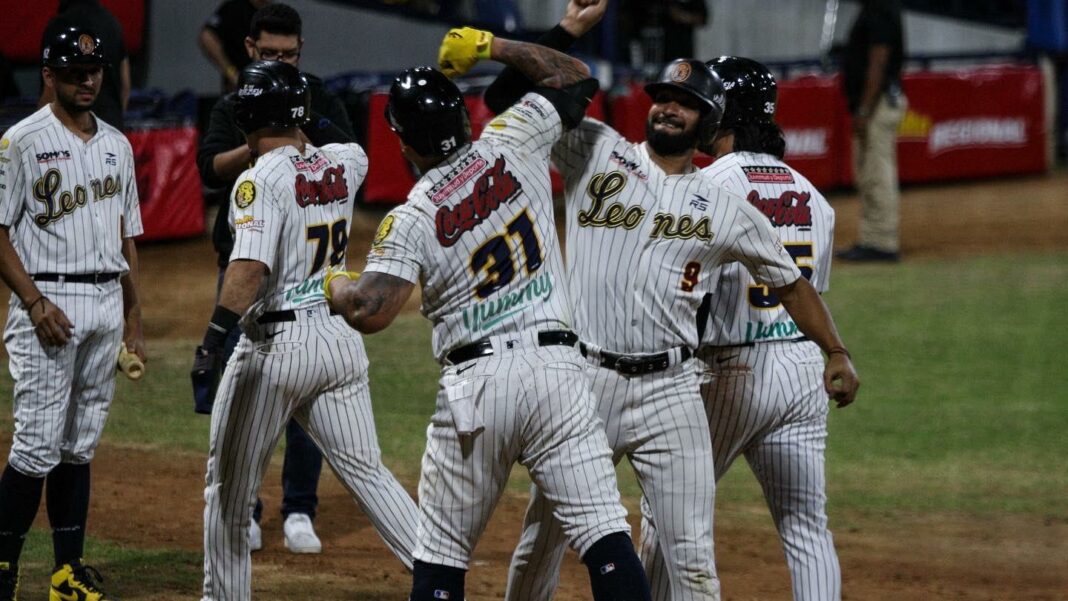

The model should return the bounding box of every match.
[0,562,19,601]
[283,513,322,554]
[49,562,113,601]
[249,519,263,552]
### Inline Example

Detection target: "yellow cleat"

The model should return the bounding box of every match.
[0,561,19,601]
[50,563,114,601]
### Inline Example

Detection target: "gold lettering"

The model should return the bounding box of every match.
[577,172,646,230]
[32,169,91,227]
[649,212,714,241]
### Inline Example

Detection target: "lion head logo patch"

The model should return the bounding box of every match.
[372,215,395,248]
[234,180,256,209]
[670,62,692,83]
[77,34,96,56]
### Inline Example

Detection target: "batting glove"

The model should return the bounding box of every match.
[438,27,494,78]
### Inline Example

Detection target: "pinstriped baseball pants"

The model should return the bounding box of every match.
[414,344,629,571]
[201,309,418,601]
[4,281,123,477]
[642,341,840,601]
[507,358,720,601]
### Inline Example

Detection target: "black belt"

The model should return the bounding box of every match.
[445,330,578,365]
[31,272,120,284]
[257,308,338,324]
[581,343,693,375]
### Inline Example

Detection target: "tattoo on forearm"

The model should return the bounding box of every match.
[350,274,408,323]
[496,39,587,89]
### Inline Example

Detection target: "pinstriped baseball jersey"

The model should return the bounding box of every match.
[363,90,632,578]
[0,105,143,268]
[0,105,140,478]
[552,119,801,355]
[700,152,835,345]
[203,139,419,601]
[229,142,367,314]
[364,93,572,362]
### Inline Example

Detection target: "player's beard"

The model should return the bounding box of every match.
[645,116,700,156]
[55,85,96,116]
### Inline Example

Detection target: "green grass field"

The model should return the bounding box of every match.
[1,251,1066,598]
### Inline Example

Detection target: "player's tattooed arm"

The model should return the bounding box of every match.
[490,37,591,89]
[328,271,415,334]
[772,277,860,408]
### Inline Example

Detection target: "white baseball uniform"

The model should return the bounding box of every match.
[0,105,140,478]
[201,142,419,601]
[363,92,630,571]
[506,121,802,601]
[640,151,840,601]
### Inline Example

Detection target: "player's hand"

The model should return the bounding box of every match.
[438,27,494,78]
[824,352,859,408]
[124,309,148,363]
[30,297,73,347]
[562,0,609,37]
[191,345,224,415]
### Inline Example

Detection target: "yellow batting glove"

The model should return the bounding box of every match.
[324,267,360,304]
[438,27,494,78]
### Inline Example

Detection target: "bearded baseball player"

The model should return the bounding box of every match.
[0,26,145,601]
[480,4,860,600]
[326,32,652,601]
[641,56,845,601]
[192,60,418,601]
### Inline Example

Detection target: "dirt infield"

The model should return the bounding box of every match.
[13,170,1068,599]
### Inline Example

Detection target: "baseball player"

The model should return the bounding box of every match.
[641,57,845,601]
[327,31,652,601]
[0,26,145,601]
[480,6,859,600]
[195,1,355,555]
[192,60,418,601]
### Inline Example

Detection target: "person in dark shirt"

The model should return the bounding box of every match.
[199,0,271,92]
[836,0,907,263]
[195,2,354,556]
[39,0,129,130]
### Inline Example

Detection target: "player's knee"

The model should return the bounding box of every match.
[410,560,465,601]
[581,532,652,601]
[8,448,60,478]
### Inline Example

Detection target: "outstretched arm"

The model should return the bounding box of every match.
[770,277,860,407]
[485,0,608,113]
[438,26,591,89]
[326,271,415,334]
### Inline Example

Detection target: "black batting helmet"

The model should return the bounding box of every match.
[386,66,471,157]
[233,61,310,134]
[645,59,726,145]
[706,56,777,130]
[42,26,107,68]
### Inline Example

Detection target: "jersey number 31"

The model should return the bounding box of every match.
[469,209,543,299]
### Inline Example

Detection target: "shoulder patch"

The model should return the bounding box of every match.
[741,165,795,184]
[234,180,256,209]
[0,138,9,151]
[372,214,395,248]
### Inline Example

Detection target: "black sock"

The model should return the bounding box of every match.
[409,560,465,601]
[46,463,90,567]
[582,532,652,601]
[0,464,46,567]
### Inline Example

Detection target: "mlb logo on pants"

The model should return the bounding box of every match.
[433,590,450,600]
[600,562,616,575]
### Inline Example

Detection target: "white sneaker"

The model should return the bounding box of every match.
[283,513,322,554]
[249,519,263,552]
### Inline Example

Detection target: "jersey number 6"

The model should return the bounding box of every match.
[469,209,544,299]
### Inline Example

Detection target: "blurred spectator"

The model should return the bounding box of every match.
[195,2,354,554]
[836,0,907,263]
[38,0,129,130]
[199,0,271,92]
